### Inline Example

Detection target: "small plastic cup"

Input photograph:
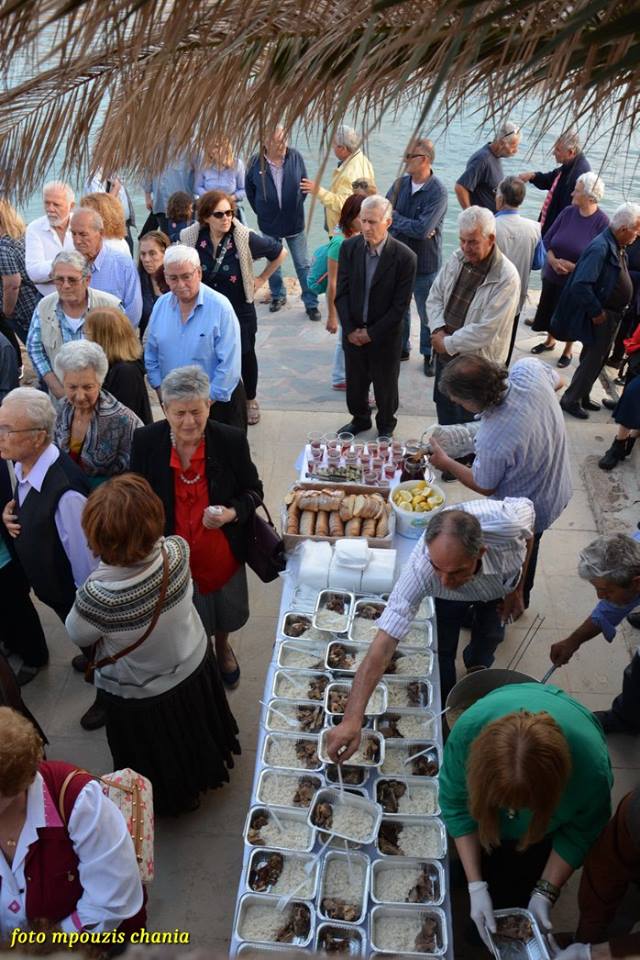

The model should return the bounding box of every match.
[323,432,339,451]
[372,456,383,477]
[364,470,378,485]
[377,436,391,457]
[345,451,358,466]
[353,442,365,457]
[307,431,324,450]
[368,441,379,458]
[384,461,396,480]
[338,431,354,454]
[391,438,403,455]
[360,451,371,467]
[311,445,324,461]
[327,449,341,465]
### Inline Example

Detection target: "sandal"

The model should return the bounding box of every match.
[247,400,260,425]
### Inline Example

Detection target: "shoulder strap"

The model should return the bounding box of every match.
[86,544,170,676]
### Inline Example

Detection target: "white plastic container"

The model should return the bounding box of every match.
[307,787,382,845]
[390,480,445,539]
[369,903,447,955]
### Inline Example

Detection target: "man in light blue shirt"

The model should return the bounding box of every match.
[70,208,142,326]
[144,245,244,428]
[550,533,640,735]
[428,355,572,607]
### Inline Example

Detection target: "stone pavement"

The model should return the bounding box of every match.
[16,289,640,953]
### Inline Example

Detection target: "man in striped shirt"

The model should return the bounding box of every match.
[325,497,535,762]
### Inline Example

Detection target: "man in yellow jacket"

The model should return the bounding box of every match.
[301,125,375,234]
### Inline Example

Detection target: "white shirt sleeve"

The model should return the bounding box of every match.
[25,221,54,285]
[378,537,435,641]
[54,490,99,587]
[59,780,143,932]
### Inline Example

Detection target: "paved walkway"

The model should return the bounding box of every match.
[16,290,640,952]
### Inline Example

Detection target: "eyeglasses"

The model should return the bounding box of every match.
[0,426,43,439]
[165,269,199,283]
[53,276,83,286]
[211,210,234,219]
[404,153,426,160]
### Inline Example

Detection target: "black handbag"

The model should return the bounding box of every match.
[245,492,287,583]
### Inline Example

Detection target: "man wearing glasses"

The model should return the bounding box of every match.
[455,121,521,213]
[144,245,245,430]
[387,138,448,375]
[26,251,121,400]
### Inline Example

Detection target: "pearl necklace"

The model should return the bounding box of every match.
[170,431,203,485]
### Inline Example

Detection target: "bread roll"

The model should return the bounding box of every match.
[315,510,330,536]
[375,511,389,538]
[345,517,362,537]
[329,512,345,537]
[299,511,316,536]
[339,494,356,522]
[362,517,377,537]
[286,502,301,534]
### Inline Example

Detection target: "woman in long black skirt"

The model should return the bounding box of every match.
[65,473,240,816]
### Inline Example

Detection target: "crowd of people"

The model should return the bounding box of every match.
[0,121,639,954]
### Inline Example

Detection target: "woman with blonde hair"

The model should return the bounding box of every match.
[195,138,247,222]
[0,199,40,369]
[85,306,153,423]
[80,192,130,257]
[440,684,612,949]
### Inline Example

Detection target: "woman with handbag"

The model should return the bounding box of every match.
[65,473,241,816]
[130,365,264,689]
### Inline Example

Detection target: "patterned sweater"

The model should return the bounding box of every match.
[65,536,207,698]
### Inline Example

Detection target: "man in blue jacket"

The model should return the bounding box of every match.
[246,127,320,321]
[553,203,640,419]
[519,130,591,237]
[387,138,447,375]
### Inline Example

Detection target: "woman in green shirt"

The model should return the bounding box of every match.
[440,684,612,948]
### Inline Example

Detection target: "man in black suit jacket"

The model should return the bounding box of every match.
[335,195,417,436]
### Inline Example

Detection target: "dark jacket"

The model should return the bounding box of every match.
[387,173,448,275]
[551,228,626,346]
[245,148,308,238]
[335,234,417,344]
[129,419,263,564]
[103,359,153,425]
[0,458,16,560]
[531,152,591,236]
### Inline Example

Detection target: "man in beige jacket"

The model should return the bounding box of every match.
[301,125,375,234]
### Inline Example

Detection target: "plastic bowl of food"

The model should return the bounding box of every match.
[390,480,445,540]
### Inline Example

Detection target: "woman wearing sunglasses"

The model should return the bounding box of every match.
[180,190,286,426]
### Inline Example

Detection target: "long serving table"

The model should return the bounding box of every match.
[229,530,454,958]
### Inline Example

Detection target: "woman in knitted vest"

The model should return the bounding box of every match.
[180,190,286,425]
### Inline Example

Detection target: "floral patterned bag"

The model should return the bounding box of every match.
[59,767,155,884]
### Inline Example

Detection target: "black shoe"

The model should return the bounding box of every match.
[594,709,638,735]
[423,356,435,377]
[531,342,554,354]
[338,419,372,435]
[400,351,410,361]
[269,296,287,313]
[603,397,618,410]
[561,401,589,420]
[72,653,89,673]
[582,397,601,411]
[627,611,640,629]
[605,355,622,369]
[80,697,107,731]
[599,438,628,471]
[306,307,321,322]
[16,664,40,686]
[557,354,572,368]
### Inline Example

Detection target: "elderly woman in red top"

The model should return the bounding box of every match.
[0,707,144,940]
[130,365,263,688]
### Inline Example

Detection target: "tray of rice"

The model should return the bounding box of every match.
[487,908,551,960]
[308,788,382,845]
[371,858,445,906]
[348,599,387,644]
[279,610,334,642]
[246,848,319,900]
[376,817,447,860]
[412,596,435,621]
[236,944,309,957]
[256,770,323,810]
[370,903,447,956]
[265,698,326,735]
[325,763,370,787]
[325,681,388,718]
[313,590,355,634]
[384,678,433,711]
[318,729,384,768]
[318,850,370,925]
[272,669,331,702]
[315,921,366,955]
[262,732,322,772]
[375,710,436,740]
[325,641,370,674]
[375,777,440,818]
[386,648,434,678]
[397,620,434,650]
[235,893,314,947]
[277,641,329,672]
[244,806,316,853]
[380,740,441,777]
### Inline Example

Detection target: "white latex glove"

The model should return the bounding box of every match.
[553,945,591,960]
[468,880,496,948]
[528,891,554,933]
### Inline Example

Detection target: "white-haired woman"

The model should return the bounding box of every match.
[54,340,142,488]
[26,250,120,400]
[301,124,375,235]
[531,171,609,367]
[130,365,263,689]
